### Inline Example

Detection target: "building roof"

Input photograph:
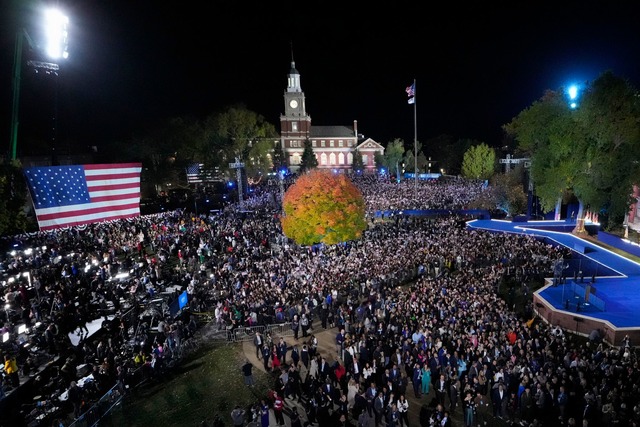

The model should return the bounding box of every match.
[310,125,355,138]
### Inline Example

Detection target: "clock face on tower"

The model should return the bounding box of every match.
[289,99,298,109]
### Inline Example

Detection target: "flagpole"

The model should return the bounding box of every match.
[413,78,417,200]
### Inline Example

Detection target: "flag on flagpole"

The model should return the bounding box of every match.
[406,83,415,97]
[186,163,220,184]
[23,163,142,231]
[186,163,204,183]
[408,97,415,105]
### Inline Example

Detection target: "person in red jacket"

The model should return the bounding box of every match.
[273,392,285,426]
[334,361,347,390]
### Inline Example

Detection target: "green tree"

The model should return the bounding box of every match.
[351,148,364,173]
[504,71,640,231]
[271,141,287,172]
[299,138,318,173]
[204,104,279,179]
[281,169,366,245]
[0,159,33,236]
[403,141,428,173]
[461,143,496,180]
[490,170,528,217]
[381,139,405,179]
[574,72,640,227]
[246,139,279,177]
[106,117,202,195]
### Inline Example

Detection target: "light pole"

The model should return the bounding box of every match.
[9,8,69,160]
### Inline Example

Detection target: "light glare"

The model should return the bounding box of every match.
[45,9,69,60]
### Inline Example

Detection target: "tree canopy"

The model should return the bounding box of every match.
[299,138,318,173]
[461,143,496,180]
[377,139,405,178]
[504,71,640,228]
[0,160,32,236]
[280,170,366,246]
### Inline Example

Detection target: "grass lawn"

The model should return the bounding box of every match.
[111,343,272,427]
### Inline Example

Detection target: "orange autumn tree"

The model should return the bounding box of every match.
[281,169,367,246]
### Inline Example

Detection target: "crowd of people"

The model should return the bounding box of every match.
[0,173,638,427]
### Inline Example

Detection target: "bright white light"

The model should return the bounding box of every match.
[2,332,9,343]
[44,9,69,60]
[18,324,27,334]
[568,85,578,100]
[24,248,33,255]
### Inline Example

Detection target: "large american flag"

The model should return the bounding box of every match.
[24,163,142,231]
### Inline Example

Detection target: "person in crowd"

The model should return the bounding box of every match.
[254,331,264,359]
[291,315,300,341]
[396,394,409,427]
[272,391,285,426]
[230,405,245,427]
[259,399,270,427]
[67,380,84,419]
[3,354,19,388]
[242,359,254,387]
[276,337,288,366]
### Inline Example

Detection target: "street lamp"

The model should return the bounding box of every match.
[9,7,69,160]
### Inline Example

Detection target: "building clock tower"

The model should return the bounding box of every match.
[280,52,311,169]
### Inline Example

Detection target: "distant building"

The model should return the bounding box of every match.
[279,58,384,172]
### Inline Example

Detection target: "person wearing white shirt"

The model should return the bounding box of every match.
[362,362,374,384]
[396,394,409,427]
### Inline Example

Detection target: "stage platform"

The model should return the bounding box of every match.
[467,219,640,346]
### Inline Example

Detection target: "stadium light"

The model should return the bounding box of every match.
[9,7,69,160]
[567,84,580,109]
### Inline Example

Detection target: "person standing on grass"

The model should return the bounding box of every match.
[242,359,254,386]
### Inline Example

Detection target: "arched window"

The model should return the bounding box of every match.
[321,153,328,165]
[338,153,345,165]
[329,153,336,165]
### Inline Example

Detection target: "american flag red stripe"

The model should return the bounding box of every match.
[24,163,143,231]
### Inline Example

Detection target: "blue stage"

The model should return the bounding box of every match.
[467,219,640,330]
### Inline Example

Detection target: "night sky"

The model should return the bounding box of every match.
[2,1,640,158]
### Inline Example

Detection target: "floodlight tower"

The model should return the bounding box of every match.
[9,7,69,160]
